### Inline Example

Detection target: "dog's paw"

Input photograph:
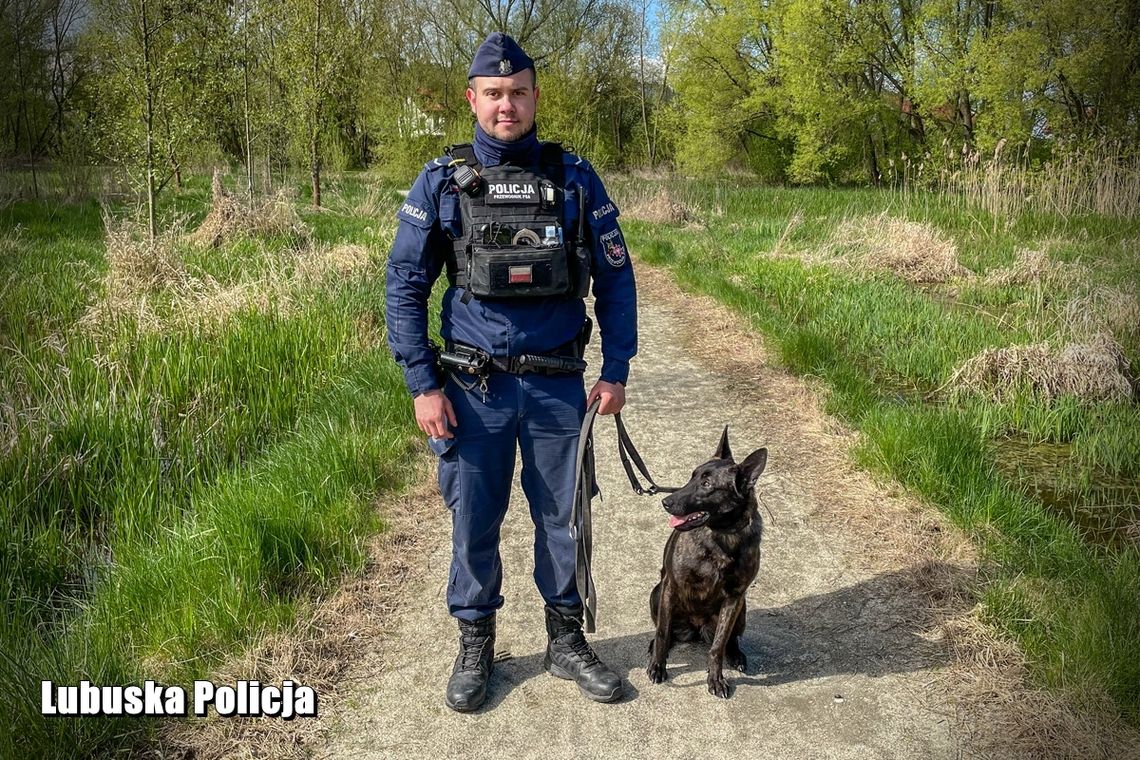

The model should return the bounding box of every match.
[707,673,731,699]
[646,660,668,684]
[726,650,747,673]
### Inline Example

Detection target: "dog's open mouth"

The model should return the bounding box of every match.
[668,512,709,531]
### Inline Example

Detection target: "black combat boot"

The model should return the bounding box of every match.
[444,614,495,712]
[543,605,623,703]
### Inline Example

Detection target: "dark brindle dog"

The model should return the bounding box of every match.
[646,427,767,698]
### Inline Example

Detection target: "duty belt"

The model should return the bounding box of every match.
[435,318,592,382]
[438,342,587,377]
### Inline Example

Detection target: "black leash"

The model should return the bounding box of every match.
[614,413,680,497]
[572,402,679,633]
[571,399,600,633]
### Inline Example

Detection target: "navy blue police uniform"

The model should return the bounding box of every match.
[385,32,637,686]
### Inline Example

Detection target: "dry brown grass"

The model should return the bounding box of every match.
[295,243,374,282]
[81,211,377,337]
[1064,285,1140,343]
[936,140,1140,219]
[78,213,191,333]
[188,170,310,249]
[985,248,1085,288]
[621,185,704,227]
[154,454,442,760]
[0,214,21,244]
[79,217,283,336]
[324,177,395,221]
[0,377,24,457]
[771,210,805,257]
[944,333,1135,403]
[830,212,973,284]
[941,611,1140,758]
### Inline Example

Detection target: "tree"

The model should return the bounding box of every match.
[275,0,355,207]
[972,0,1140,151]
[665,0,789,177]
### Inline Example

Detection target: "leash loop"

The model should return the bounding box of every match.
[614,412,680,496]
[571,398,601,633]
[572,404,681,633]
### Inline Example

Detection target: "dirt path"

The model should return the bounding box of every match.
[309,263,1061,759]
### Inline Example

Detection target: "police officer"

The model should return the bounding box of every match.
[385,32,637,712]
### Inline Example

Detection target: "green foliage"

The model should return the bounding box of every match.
[5,0,1139,183]
[663,0,1140,183]
[664,0,787,176]
[0,177,420,757]
[971,0,1140,151]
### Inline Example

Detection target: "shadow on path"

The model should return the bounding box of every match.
[473,561,970,709]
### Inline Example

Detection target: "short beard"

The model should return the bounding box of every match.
[492,121,533,142]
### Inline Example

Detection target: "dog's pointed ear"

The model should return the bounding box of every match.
[714,425,733,461]
[735,447,768,494]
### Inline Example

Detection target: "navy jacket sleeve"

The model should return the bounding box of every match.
[385,166,447,397]
[581,164,638,385]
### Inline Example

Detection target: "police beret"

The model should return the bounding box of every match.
[468,32,534,79]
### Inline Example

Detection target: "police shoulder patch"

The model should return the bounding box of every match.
[397,197,434,228]
[599,228,627,268]
[591,201,617,223]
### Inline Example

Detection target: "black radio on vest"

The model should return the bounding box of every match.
[445,142,592,303]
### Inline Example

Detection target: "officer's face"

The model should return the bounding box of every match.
[466,72,539,142]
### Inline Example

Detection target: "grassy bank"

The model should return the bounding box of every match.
[612,179,1140,721]
[0,173,417,758]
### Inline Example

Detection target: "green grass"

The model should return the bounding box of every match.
[0,172,418,758]
[614,178,1140,721]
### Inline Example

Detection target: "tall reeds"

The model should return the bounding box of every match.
[927,140,1140,219]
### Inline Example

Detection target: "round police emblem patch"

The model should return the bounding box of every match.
[601,229,627,267]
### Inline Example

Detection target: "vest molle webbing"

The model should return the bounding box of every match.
[444,142,590,301]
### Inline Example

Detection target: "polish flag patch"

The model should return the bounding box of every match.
[508,265,533,283]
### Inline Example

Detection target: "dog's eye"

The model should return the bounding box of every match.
[701,480,711,489]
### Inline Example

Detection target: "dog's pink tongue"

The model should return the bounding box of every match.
[669,515,688,529]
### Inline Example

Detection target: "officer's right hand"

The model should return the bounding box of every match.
[414,389,458,439]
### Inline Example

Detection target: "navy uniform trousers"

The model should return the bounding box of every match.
[431,369,585,622]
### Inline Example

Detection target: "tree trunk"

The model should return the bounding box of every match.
[51,3,67,153]
[959,87,975,147]
[243,0,254,205]
[166,140,183,193]
[142,0,157,243]
[310,129,321,208]
[865,128,881,186]
[637,0,654,167]
[14,16,41,199]
[310,0,322,208]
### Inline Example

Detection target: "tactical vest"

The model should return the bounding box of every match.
[444,142,591,301]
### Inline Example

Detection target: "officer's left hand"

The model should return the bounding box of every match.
[587,380,625,415]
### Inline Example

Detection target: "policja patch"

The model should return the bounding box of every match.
[397,198,434,227]
[400,202,428,223]
[600,228,627,267]
[485,180,540,204]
